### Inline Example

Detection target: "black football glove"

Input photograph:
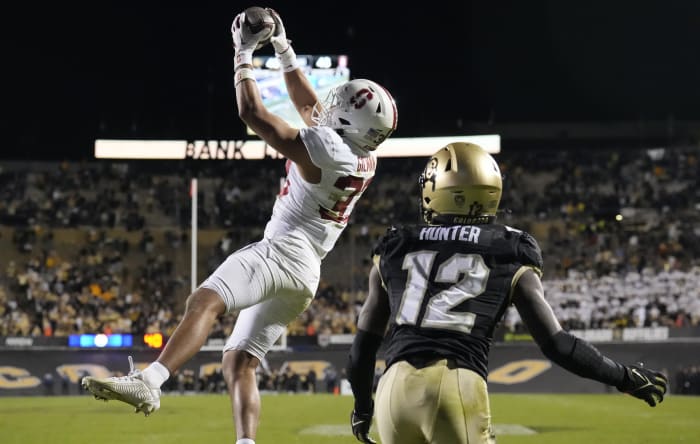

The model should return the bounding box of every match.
[350,409,376,444]
[617,363,668,407]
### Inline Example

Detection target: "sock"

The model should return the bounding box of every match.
[236,439,255,444]
[141,361,170,388]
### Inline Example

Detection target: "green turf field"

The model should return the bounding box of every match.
[1,393,697,443]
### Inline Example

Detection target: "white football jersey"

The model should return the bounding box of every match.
[263,126,377,259]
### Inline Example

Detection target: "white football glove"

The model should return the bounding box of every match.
[266,8,290,53]
[231,12,267,55]
[265,8,298,72]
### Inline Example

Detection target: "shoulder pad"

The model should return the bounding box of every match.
[371,225,400,257]
[517,231,544,272]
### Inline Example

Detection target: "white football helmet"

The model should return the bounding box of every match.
[312,79,398,151]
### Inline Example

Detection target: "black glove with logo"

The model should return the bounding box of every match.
[617,363,668,407]
[350,405,376,444]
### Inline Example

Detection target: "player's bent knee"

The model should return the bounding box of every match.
[222,350,260,380]
[185,288,226,316]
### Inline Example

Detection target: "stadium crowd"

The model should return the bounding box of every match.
[1,145,699,339]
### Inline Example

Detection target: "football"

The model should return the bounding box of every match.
[243,6,276,50]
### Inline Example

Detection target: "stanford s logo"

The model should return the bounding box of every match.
[350,89,373,109]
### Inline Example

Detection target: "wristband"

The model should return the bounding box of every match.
[276,45,299,72]
[234,50,253,71]
[235,68,255,87]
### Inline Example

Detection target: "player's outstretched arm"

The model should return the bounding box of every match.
[231,12,320,182]
[347,265,390,443]
[512,269,668,407]
[267,8,318,126]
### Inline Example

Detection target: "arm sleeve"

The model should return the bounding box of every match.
[540,330,627,388]
[347,329,383,413]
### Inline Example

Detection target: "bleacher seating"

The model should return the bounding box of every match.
[1,144,699,337]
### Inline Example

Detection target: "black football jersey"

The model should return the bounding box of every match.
[374,223,543,380]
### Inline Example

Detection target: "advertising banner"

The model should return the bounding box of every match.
[1,341,697,396]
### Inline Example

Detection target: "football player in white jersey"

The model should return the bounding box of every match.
[82,8,397,444]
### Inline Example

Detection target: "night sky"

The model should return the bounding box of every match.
[4,1,700,159]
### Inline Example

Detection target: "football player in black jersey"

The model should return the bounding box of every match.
[346,142,668,444]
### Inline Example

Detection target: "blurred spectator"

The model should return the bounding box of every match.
[675,365,700,395]
[42,372,54,395]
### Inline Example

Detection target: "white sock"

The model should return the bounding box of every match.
[141,361,170,388]
[236,439,255,444]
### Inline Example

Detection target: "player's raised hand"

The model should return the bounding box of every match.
[617,363,668,407]
[350,409,376,444]
[230,12,265,54]
[266,8,290,54]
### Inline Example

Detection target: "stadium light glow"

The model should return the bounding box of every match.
[315,56,332,68]
[68,334,134,348]
[94,334,108,347]
[144,333,164,349]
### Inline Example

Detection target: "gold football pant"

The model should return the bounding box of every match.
[375,359,496,444]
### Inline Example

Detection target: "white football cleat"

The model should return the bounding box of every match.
[81,356,161,416]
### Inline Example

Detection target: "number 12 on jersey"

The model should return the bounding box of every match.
[396,252,490,335]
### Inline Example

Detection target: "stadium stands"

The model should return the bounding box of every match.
[1,144,699,339]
